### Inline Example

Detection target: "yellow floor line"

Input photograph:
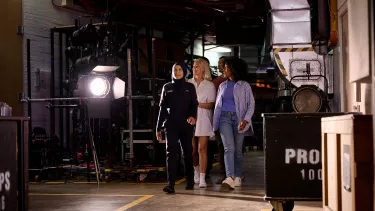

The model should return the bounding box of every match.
[30,193,147,197]
[124,182,167,185]
[175,178,186,185]
[72,182,106,184]
[45,182,65,184]
[114,195,154,211]
[261,209,322,211]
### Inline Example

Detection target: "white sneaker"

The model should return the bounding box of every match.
[222,177,235,189]
[194,166,200,184]
[199,173,207,188]
[234,177,242,187]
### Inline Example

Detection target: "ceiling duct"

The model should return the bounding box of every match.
[268,0,333,96]
[269,0,311,45]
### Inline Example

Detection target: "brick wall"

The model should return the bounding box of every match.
[23,0,82,135]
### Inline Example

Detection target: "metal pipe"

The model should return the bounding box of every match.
[27,39,32,134]
[46,104,80,108]
[329,0,338,47]
[59,32,64,148]
[21,96,153,103]
[50,29,56,135]
[151,29,157,163]
[81,105,90,182]
[202,34,205,57]
[190,36,194,70]
[126,96,153,99]
[204,44,237,51]
[127,48,134,163]
[65,34,71,152]
[21,97,107,102]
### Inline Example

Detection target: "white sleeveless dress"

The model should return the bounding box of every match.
[188,79,216,137]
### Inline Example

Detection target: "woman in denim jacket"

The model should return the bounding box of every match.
[213,57,255,189]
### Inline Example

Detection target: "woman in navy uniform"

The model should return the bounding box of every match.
[156,62,198,193]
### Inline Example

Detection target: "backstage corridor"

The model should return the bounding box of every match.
[28,151,322,211]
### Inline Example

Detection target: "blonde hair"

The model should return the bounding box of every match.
[194,58,212,81]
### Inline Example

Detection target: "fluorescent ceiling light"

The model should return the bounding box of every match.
[205,45,232,53]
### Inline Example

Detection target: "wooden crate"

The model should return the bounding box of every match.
[321,114,373,211]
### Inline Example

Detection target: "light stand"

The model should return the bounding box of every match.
[21,96,102,184]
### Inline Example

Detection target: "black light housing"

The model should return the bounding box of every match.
[292,85,327,113]
[76,66,125,118]
[77,66,125,99]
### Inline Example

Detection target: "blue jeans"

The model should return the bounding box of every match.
[219,111,245,178]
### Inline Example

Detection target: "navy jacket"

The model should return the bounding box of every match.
[156,81,198,132]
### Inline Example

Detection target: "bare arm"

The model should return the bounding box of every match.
[198,82,216,110]
[198,102,215,109]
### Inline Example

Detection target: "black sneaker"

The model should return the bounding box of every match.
[185,181,194,190]
[163,185,175,194]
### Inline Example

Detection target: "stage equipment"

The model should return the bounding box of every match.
[76,65,125,119]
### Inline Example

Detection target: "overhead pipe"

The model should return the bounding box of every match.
[202,34,205,57]
[318,0,330,40]
[329,0,338,47]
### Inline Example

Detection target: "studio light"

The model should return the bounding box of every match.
[76,65,125,119]
[89,77,110,97]
[292,85,326,113]
[77,66,125,99]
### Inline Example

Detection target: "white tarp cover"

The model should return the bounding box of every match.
[272,10,311,44]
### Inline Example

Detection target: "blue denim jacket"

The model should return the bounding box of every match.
[213,80,255,134]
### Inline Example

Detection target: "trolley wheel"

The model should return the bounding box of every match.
[271,200,294,211]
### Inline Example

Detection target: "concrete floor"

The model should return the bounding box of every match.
[29,151,323,211]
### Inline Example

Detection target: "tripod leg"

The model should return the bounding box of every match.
[87,123,100,183]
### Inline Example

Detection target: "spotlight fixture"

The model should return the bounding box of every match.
[77,65,125,99]
[76,66,125,119]
[292,85,326,113]
[89,77,110,97]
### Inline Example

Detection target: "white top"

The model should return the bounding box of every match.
[188,78,216,137]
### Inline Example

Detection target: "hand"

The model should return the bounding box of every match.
[238,120,248,131]
[156,131,162,141]
[187,117,196,125]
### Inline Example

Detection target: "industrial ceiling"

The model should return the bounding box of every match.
[70,0,268,45]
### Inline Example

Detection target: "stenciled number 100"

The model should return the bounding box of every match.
[300,169,322,180]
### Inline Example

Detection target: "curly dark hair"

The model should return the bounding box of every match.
[224,56,248,82]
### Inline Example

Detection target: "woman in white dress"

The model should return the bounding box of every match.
[188,58,216,187]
